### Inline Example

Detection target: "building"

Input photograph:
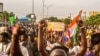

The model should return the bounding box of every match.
[89,11,100,16]
[18,17,30,26]
[0,3,3,13]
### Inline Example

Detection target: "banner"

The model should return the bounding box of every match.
[47,22,65,31]
[9,16,14,26]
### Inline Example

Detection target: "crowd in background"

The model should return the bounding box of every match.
[0,19,99,56]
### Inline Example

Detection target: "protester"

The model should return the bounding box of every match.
[0,11,100,56]
[6,24,29,56]
[37,19,87,56]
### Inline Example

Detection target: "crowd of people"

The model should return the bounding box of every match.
[0,19,99,56]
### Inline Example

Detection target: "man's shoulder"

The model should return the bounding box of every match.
[53,43,61,46]
[20,46,29,56]
[20,45,28,50]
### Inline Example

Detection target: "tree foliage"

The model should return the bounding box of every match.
[0,11,15,21]
[9,12,15,17]
[47,16,62,22]
[84,14,100,26]
[63,18,72,25]
[43,16,72,26]
[26,14,31,18]
[26,14,36,21]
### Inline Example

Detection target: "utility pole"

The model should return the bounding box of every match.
[69,13,72,19]
[32,0,34,14]
[31,0,36,35]
[45,5,52,18]
[84,11,86,20]
[31,0,36,23]
[42,0,45,19]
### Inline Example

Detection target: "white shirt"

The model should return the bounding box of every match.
[20,41,24,46]
[0,43,7,53]
[6,43,29,56]
[0,27,7,33]
[46,41,61,51]
[0,42,8,56]
[69,46,80,56]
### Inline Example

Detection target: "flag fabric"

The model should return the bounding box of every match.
[71,24,78,45]
[63,36,68,44]
[68,15,79,37]
[64,14,80,45]
[9,16,14,26]
[63,29,70,44]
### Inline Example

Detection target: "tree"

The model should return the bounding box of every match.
[48,16,58,22]
[84,14,100,26]
[3,11,9,18]
[26,14,36,19]
[0,13,3,21]
[0,11,15,21]
[26,14,31,18]
[63,18,72,25]
[43,17,72,25]
[47,16,62,22]
[2,11,9,21]
[9,12,15,17]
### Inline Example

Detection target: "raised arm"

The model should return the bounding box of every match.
[38,20,49,56]
[76,10,87,56]
[77,23,87,56]
[10,24,23,56]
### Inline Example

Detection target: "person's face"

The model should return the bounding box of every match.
[50,49,67,56]
[19,35,25,42]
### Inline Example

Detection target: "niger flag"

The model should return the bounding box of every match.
[65,10,82,45]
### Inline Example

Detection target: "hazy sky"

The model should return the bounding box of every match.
[0,0,100,21]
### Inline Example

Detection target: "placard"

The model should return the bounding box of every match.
[48,22,65,31]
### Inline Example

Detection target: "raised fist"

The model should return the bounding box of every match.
[38,20,47,28]
[12,24,20,35]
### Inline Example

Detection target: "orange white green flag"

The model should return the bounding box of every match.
[65,10,82,45]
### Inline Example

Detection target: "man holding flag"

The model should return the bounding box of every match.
[38,12,87,56]
[64,10,82,45]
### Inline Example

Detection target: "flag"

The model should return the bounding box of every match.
[65,10,82,45]
[67,16,79,45]
[9,16,14,26]
[63,36,68,44]
[68,15,79,38]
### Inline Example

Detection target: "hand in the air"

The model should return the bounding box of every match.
[12,24,20,35]
[38,20,47,28]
